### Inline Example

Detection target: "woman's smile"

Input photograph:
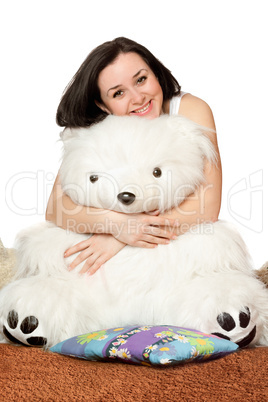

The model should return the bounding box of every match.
[130,100,153,116]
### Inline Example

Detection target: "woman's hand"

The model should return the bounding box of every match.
[65,234,126,275]
[65,212,179,275]
[107,211,179,246]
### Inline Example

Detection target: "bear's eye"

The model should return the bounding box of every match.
[89,175,99,183]
[153,167,162,178]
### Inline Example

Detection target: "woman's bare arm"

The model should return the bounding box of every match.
[161,95,222,233]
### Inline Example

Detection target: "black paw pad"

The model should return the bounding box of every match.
[20,316,39,334]
[3,310,47,347]
[239,307,250,328]
[217,312,235,332]
[27,337,47,346]
[7,310,19,329]
[212,332,231,341]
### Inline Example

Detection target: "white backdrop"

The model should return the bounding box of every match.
[1,0,267,269]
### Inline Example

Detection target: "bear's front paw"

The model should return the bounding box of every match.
[212,306,256,348]
[3,310,47,347]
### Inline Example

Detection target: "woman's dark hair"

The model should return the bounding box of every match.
[56,37,181,128]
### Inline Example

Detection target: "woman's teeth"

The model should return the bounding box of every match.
[134,102,150,113]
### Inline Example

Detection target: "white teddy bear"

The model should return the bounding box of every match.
[0,115,267,348]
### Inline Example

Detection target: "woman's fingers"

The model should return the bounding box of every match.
[82,256,106,276]
[79,254,102,274]
[64,220,179,273]
[64,238,91,258]
[146,209,160,216]
[66,234,126,274]
[143,225,177,239]
[140,234,171,245]
[68,248,94,270]
[144,215,180,228]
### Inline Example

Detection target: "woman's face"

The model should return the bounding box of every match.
[97,52,164,119]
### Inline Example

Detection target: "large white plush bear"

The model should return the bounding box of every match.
[0,115,267,348]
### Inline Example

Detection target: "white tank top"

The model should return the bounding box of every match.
[169,92,187,115]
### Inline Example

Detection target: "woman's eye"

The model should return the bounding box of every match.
[153,167,162,178]
[89,175,99,183]
[113,90,124,98]
[137,76,147,85]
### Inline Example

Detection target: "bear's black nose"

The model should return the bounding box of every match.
[117,192,136,205]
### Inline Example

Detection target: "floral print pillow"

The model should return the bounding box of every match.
[50,325,238,366]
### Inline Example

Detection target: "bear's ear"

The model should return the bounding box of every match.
[163,114,217,165]
[165,114,201,135]
[60,128,72,144]
[60,128,75,143]
[59,127,83,149]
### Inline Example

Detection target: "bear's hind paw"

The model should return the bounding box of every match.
[2,310,47,347]
[212,306,257,348]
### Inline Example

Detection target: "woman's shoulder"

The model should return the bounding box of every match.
[179,94,216,130]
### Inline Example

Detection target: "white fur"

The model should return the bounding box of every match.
[0,115,267,348]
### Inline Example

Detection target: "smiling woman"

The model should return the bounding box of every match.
[46,36,222,275]
[96,54,164,119]
[56,37,181,128]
